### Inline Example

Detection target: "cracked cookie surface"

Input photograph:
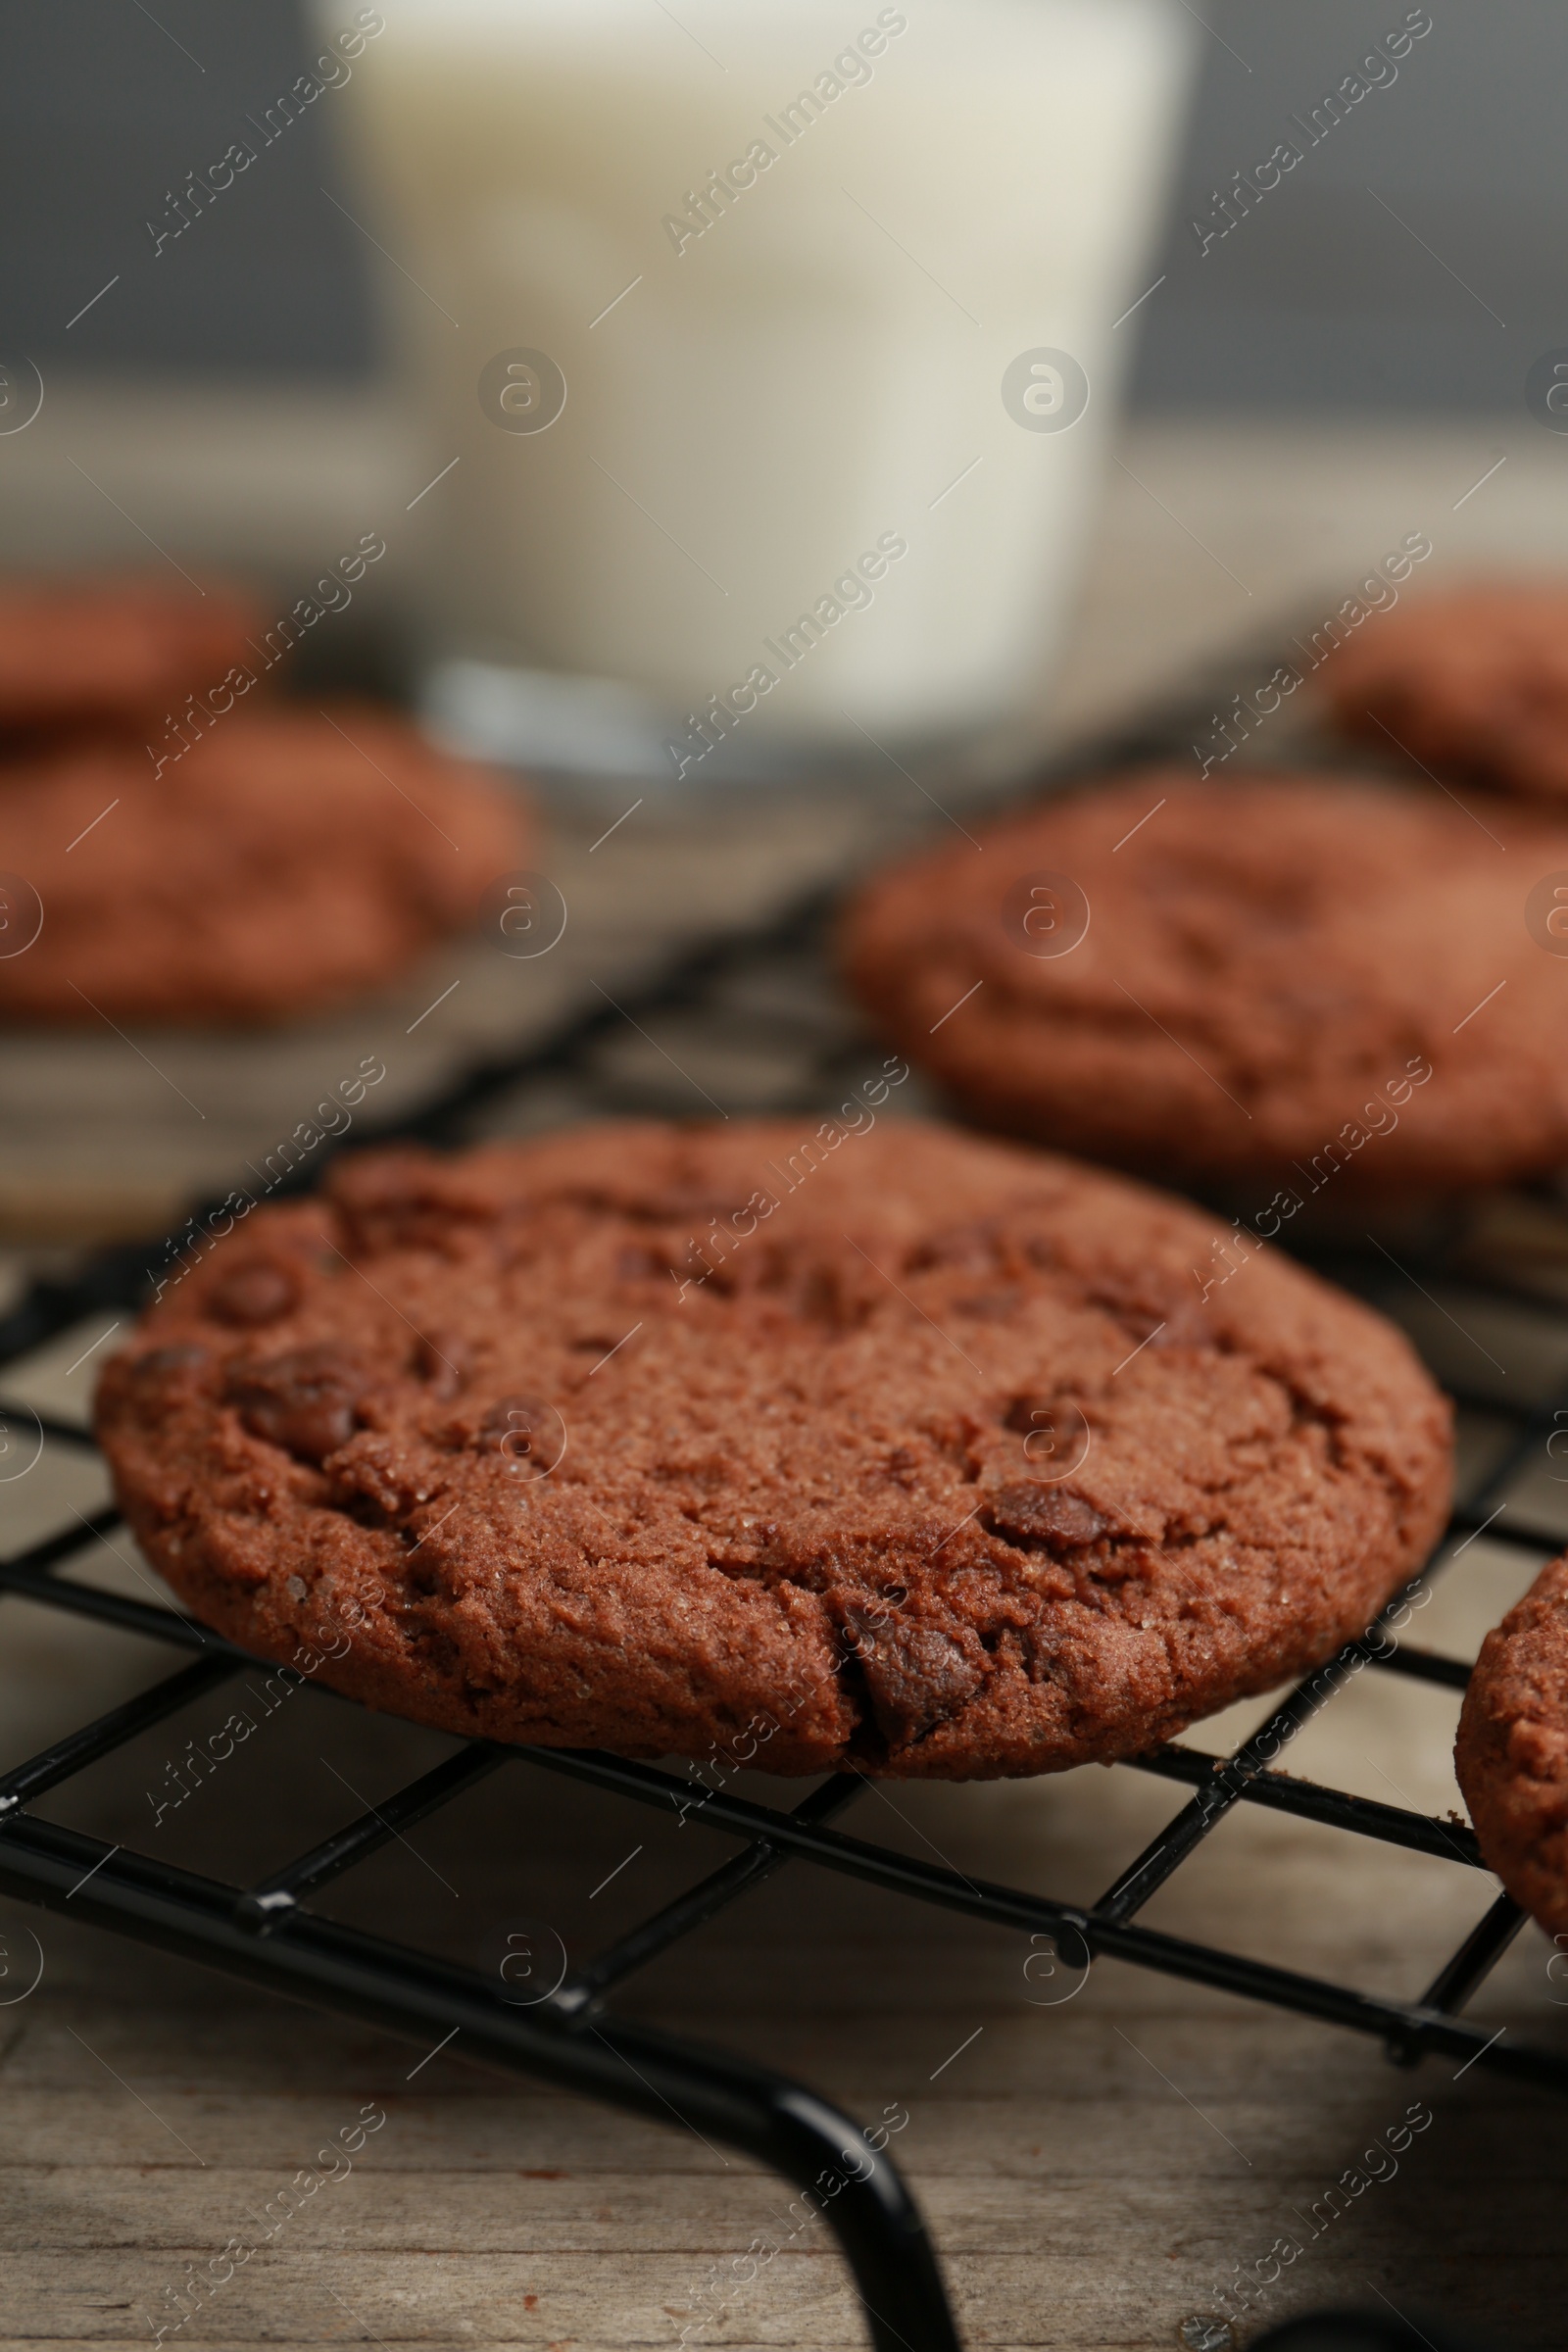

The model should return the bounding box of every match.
[841,770,1568,1194]
[95,1119,1452,1778]
[1456,1550,1568,1935]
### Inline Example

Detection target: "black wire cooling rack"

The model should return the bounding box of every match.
[0,871,1564,2352]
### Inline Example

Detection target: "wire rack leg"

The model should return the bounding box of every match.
[0,1820,963,2352]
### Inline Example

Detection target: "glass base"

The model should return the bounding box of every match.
[420,658,1037,796]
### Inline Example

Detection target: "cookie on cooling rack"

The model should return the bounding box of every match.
[1456,1551,1568,1936]
[840,767,1568,1196]
[1318,585,1568,806]
[95,1119,1451,1780]
[0,703,527,1024]
[0,573,261,738]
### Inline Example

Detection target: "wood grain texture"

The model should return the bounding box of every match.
[0,1490,1566,2352]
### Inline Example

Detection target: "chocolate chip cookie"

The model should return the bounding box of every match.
[0,573,261,738]
[1456,1550,1568,1936]
[1319,585,1568,804]
[841,768,1568,1195]
[0,702,527,1023]
[96,1119,1452,1779]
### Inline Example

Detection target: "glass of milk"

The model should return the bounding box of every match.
[324,0,1194,780]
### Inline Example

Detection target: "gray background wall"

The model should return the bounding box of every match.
[1,1,1554,410]
[1128,1,1563,414]
[0,0,377,375]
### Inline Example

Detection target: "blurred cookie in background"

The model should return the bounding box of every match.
[841,767,1568,1198]
[0,572,264,742]
[1319,583,1568,805]
[0,703,528,1024]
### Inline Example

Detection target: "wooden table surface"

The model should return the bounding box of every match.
[5,413,1568,2352]
[4,1452,1567,2352]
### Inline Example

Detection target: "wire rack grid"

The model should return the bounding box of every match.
[0,885,1564,2352]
